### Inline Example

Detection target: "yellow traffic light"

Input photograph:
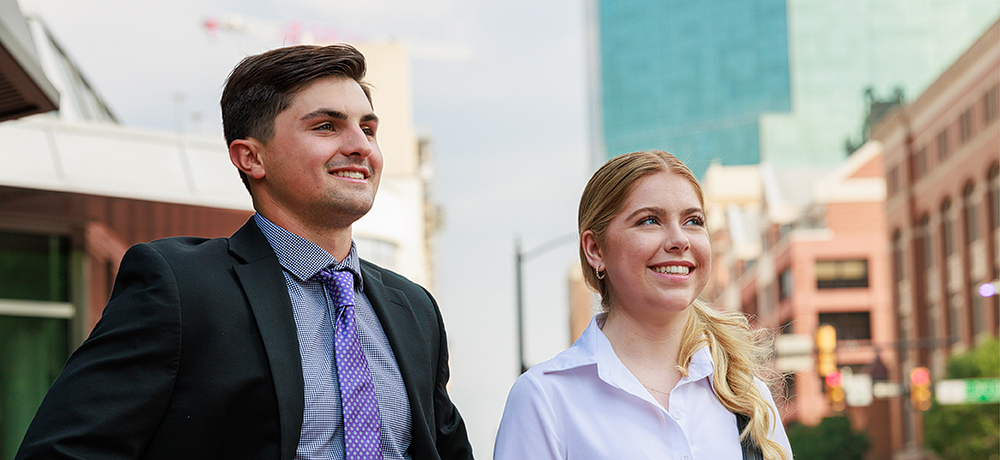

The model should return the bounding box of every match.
[825,370,846,411]
[910,367,932,411]
[815,324,837,376]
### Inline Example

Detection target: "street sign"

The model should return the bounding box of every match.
[775,334,814,356]
[844,372,873,407]
[775,356,814,372]
[936,378,1000,405]
[872,381,902,398]
[773,334,815,372]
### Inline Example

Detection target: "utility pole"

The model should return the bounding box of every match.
[514,233,577,375]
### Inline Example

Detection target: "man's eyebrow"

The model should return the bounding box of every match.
[300,109,347,121]
[299,110,379,125]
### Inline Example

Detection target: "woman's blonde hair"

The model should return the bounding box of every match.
[577,150,789,460]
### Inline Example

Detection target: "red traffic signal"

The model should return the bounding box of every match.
[910,367,932,411]
[825,371,843,387]
[824,370,846,411]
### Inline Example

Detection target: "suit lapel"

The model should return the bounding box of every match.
[230,220,304,460]
[360,263,437,454]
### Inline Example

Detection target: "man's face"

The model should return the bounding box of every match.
[255,76,383,229]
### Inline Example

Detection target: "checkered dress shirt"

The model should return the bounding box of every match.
[254,214,413,460]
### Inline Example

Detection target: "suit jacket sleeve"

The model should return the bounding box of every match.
[15,243,181,459]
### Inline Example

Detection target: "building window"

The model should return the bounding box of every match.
[355,237,399,271]
[0,230,73,459]
[963,183,979,243]
[760,283,774,316]
[947,292,962,343]
[918,214,933,271]
[959,109,973,144]
[816,259,869,289]
[747,292,759,317]
[971,280,984,338]
[912,147,928,180]
[985,85,999,124]
[892,231,904,285]
[941,200,954,257]
[887,165,899,196]
[989,164,999,232]
[936,130,949,161]
[819,312,872,341]
[0,232,70,302]
[925,301,938,343]
[778,267,793,301]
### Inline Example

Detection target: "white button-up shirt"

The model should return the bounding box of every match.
[494,315,792,459]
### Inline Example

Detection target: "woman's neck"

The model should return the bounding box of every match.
[602,306,689,358]
[601,305,691,408]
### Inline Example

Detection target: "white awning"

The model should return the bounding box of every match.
[1,116,252,211]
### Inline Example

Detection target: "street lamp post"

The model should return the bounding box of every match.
[514,233,578,375]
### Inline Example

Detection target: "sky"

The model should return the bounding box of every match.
[17,0,592,455]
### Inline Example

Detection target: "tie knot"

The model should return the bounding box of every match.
[313,268,355,307]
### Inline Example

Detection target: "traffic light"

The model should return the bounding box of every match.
[910,367,932,411]
[815,324,837,377]
[825,370,846,411]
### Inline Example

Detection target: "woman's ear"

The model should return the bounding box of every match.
[229,139,266,180]
[580,229,604,271]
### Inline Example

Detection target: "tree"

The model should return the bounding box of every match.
[923,338,1000,460]
[786,415,869,460]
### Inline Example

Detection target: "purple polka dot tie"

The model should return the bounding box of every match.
[313,269,384,460]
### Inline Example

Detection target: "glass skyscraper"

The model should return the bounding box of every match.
[593,0,1000,178]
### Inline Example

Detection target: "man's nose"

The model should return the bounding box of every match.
[343,126,373,157]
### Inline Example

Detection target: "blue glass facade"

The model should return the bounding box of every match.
[599,0,792,178]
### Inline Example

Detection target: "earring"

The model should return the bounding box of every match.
[595,267,605,280]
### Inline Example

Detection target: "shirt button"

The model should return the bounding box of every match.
[683,456,690,460]
[673,410,683,420]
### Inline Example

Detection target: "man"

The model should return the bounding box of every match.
[15,44,474,460]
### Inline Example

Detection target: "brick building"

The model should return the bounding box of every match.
[873,18,999,457]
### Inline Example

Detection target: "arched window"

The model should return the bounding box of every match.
[940,199,954,257]
[963,181,978,244]
[988,163,999,233]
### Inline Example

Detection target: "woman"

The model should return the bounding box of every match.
[494,150,792,459]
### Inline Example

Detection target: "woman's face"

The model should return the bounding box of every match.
[584,170,711,314]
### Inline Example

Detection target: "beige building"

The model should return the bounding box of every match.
[873,18,999,457]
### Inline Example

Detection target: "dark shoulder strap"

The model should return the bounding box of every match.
[735,413,765,460]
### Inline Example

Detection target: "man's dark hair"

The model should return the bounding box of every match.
[221,44,372,193]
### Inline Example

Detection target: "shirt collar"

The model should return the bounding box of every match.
[543,314,715,390]
[253,213,363,290]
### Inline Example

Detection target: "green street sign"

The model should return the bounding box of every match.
[935,378,1000,405]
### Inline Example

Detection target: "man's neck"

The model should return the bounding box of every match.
[256,209,354,261]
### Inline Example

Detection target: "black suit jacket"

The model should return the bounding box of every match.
[15,219,473,460]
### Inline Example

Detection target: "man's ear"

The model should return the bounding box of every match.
[580,229,604,271]
[229,139,266,180]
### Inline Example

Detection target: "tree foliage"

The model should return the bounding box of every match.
[923,338,1000,460]
[786,415,869,460]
